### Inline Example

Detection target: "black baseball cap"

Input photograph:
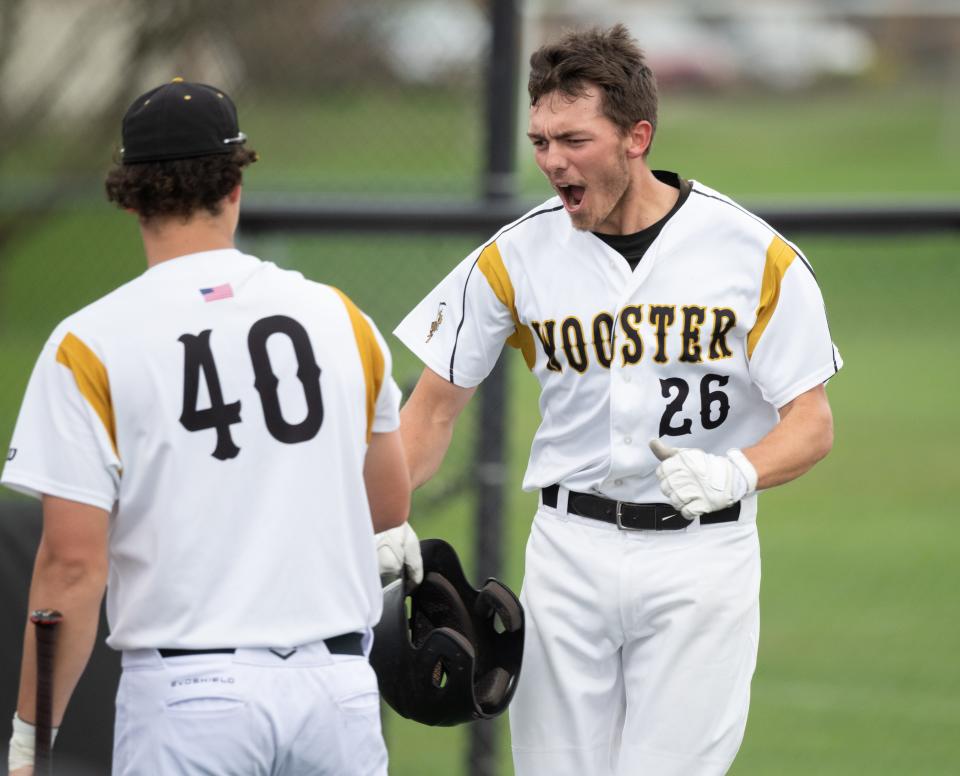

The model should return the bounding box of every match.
[121,78,247,164]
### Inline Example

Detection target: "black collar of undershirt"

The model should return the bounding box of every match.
[592,171,692,269]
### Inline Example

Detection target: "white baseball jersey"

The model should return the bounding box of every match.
[2,248,401,650]
[395,177,842,516]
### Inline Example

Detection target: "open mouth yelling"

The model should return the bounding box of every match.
[557,184,586,213]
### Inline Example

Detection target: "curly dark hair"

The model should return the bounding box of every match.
[528,24,658,151]
[104,146,258,220]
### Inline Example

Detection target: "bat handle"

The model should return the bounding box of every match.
[30,609,63,776]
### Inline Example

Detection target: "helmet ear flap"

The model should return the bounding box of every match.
[423,626,475,689]
[475,666,511,708]
[472,580,524,713]
[475,580,523,633]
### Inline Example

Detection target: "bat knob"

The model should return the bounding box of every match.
[30,609,64,626]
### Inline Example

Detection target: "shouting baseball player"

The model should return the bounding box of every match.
[2,79,410,775]
[390,25,841,776]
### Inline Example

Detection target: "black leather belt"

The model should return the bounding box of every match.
[542,485,740,531]
[158,632,364,659]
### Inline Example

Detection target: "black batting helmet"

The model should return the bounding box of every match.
[370,539,524,726]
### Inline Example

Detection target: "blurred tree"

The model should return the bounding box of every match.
[229,0,390,89]
[0,0,243,257]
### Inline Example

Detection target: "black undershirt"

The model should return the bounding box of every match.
[593,171,692,270]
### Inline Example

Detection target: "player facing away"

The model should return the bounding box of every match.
[388,25,841,776]
[2,79,410,776]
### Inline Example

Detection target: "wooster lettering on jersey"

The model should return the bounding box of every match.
[531,305,737,372]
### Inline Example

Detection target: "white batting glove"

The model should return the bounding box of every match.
[649,439,758,520]
[375,523,424,587]
[9,712,58,774]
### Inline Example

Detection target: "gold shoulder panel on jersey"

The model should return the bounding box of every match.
[332,288,384,442]
[748,235,797,359]
[476,242,536,370]
[55,332,119,457]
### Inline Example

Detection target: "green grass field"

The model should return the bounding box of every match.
[1,81,958,774]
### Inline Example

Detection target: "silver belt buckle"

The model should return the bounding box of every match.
[615,501,640,531]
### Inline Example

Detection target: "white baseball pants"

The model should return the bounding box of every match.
[113,638,387,775]
[510,500,761,776]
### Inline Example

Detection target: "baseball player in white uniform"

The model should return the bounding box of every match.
[2,79,410,775]
[390,25,841,776]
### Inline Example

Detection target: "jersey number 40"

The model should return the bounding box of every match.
[178,315,323,460]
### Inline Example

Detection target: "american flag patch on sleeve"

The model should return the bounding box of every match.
[200,283,234,302]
